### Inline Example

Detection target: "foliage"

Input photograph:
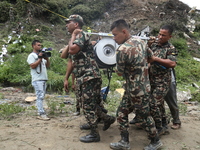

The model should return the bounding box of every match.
[0,103,25,119]
[0,1,12,23]
[175,57,200,85]
[178,103,187,115]
[46,70,66,93]
[101,69,124,91]
[192,30,200,40]
[104,91,121,113]
[191,91,200,102]
[67,0,112,24]
[47,99,66,115]
[171,37,188,57]
[0,92,4,99]
[49,47,68,75]
[69,4,91,24]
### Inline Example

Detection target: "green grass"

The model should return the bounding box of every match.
[0,103,25,120]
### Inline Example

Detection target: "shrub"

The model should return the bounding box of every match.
[176,57,200,85]
[171,38,188,57]
[0,103,25,119]
[0,1,12,23]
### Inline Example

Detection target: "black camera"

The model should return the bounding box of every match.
[38,48,52,58]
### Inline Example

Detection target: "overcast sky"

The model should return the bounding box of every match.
[179,0,200,9]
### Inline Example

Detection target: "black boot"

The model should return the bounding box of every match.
[110,130,130,150]
[79,127,100,143]
[103,115,116,131]
[144,135,163,150]
[80,123,91,130]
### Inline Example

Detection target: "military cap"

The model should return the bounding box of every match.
[65,14,84,25]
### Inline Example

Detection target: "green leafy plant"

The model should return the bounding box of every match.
[0,103,25,119]
[0,92,4,99]
[171,38,188,57]
[0,1,12,23]
[46,98,68,115]
[104,91,121,113]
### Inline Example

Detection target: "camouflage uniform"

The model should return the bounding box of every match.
[149,42,177,128]
[116,37,157,138]
[71,31,108,128]
[68,54,81,112]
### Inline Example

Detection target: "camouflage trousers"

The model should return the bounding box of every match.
[116,91,157,138]
[149,82,170,128]
[75,83,81,110]
[79,78,107,128]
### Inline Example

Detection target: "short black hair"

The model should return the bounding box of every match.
[72,20,84,28]
[160,25,174,35]
[110,19,130,31]
[32,40,41,47]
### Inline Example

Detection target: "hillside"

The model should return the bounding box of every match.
[1,0,199,53]
[0,1,200,150]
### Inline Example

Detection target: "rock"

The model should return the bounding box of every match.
[192,83,200,89]
[177,90,192,102]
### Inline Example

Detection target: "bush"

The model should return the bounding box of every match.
[171,38,188,57]
[176,57,200,85]
[0,1,11,23]
[191,91,200,102]
[70,4,91,24]
[0,103,25,120]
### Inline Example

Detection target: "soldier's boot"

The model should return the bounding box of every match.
[110,130,130,150]
[144,135,163,150]
[80,123,91,130]
[96,105,115,131]
[79,127,100,143]
[103,115,116,131]
[96,107,108,124]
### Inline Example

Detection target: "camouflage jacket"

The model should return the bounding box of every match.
[71,31,101,85]
[116,37,151,97]
[149,42,177,85]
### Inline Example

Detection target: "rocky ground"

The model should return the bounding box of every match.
[0,87,200,150]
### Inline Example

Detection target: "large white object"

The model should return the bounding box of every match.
[94,37,119,68]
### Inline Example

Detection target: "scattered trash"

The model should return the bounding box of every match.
[25,97,36,102]
[63,100,74,105]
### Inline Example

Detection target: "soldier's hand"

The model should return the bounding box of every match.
[147,36,157,47]
[148,56,156,63]
[73,29,82,36]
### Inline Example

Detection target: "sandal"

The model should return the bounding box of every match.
[171,123,181,130]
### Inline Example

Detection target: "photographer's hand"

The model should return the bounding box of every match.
[29,56,42,69]
[44,57,50,68]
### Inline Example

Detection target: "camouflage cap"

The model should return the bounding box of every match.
[65,14,84,25]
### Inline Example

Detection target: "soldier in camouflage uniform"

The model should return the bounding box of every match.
[148,25,177,135]
[109,19,162,150]
[60,47,81,116]
[64,14,115,143]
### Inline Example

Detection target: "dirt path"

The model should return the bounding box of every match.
[0,113,200,150]
[0,88,200,150]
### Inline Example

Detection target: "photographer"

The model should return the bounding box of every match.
[27,40,50,121]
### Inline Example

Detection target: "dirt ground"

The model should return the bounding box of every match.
[0,88,200,150]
